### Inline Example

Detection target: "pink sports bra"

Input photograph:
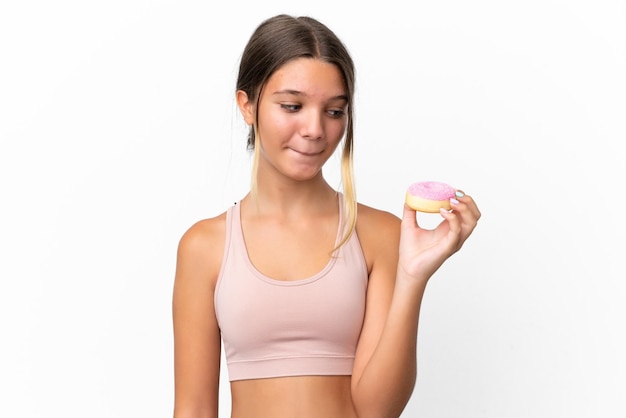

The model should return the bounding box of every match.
[214,196,368,381]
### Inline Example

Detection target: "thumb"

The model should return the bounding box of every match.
[402,203,419,229]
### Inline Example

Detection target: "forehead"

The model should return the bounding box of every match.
[264,58,347,98]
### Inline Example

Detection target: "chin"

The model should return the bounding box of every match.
[286,169,323,182]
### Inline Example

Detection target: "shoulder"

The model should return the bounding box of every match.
[178,212,227,254]
[356,202,401,243]
[355,203,401,272]
[175,211,228,287]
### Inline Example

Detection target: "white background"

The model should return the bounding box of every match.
[1,1,624,417]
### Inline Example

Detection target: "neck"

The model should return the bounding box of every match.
[245,175,338,218]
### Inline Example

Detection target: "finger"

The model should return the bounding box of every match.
[439,206,463,248]
[459,196,481,221]
[402,203,419,229]
[449,200,480,248]
[454,190,481,221]
[450,199,476,228]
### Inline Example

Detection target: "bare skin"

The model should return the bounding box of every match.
[172,57,481,418]
[230,375,355,418]
[173,194,401,418]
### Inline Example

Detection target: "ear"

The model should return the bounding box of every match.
[236,90,255,125]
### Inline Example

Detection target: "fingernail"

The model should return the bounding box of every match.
[455,191,465,198]
[450,198,459,205]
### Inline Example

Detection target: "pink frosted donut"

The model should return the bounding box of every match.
[406,181,456,213]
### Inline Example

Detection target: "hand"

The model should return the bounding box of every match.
[398,191,481,282]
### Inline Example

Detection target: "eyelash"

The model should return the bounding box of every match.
[281,104,301,112]
[280,104,346,118]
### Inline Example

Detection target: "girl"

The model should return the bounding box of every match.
[172,14,480,418]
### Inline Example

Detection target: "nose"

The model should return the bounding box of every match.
[299,109,324,141]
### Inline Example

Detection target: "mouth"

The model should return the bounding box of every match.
[289,148,324,157]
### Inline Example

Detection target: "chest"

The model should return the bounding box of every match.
[242,216,339,281]
[217,267,366,348]
[214,217,369,363]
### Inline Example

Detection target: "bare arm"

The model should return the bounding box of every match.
[172,217,225,418]
[351,194,480,418]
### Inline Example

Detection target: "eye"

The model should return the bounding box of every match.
[327,109,346,118]
[281,103,301,112]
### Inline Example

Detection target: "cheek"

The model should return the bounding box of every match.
[258,110,294,137]
[328,120,347,142]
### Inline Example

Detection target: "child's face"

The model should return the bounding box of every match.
[252,58,348,182]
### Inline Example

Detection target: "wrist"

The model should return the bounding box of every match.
[395,265,430,291]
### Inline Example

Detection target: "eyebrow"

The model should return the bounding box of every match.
[272,89,348,102]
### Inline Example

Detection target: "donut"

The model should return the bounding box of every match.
[405,181,456,213]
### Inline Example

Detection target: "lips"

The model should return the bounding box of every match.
[289,148,324,156]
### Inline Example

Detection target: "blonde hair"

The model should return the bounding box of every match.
[336,115,357,251]
[249,130,357,254]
